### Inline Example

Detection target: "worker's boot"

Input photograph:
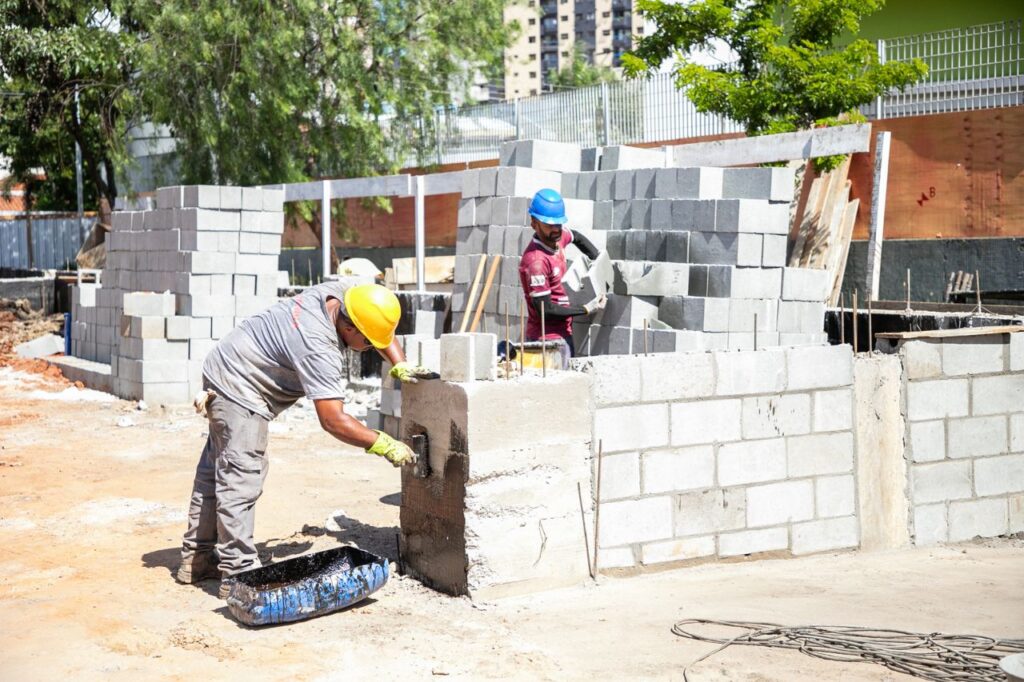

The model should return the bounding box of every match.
[218,579,234,600]
[175,552,220,584]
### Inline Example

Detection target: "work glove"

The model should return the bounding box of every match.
[583,294,608,315]
[366,430,416,467]
[389,361,440,384]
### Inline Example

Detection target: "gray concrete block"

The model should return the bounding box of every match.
[728,298,778,332]
[575,172,597,200]
[707,265,733,297]
[606,232,626,259]
[182,185,220,209]
[947,415,1008,459]
[560,172,579,199]
[676,167,723,199]
[496,166,562,199]
[630,200,651,230]
[613,170,634,200]
[654,169,677,198]
[716,200,790,234]
[762,234,788,267]
[786,344,853,390]
[156,186,184,209]
[601,145,667,170]
[665,232,690,263]
[907,378,970,421]
[941,337,1006,376]
[597,294,659,328]
[777,301,825,334]
[594,172,615,201]
[581,147,600,172]
[440,333,497,382]
[645,230,667,261]
[722,167,796,202]
[457,199,476,227]
[623,231,646,261]
[588,325,633,355]
[220,186,242,210]
[461,169,480,198]
[719,437,787,486]
[649,199,673,229]
[730,267,782,299]
[971,374,1024,416]
[500,139,582,173]
[634,168,656,198]
[611,201,631,230]
[671,200,716,231]
[687,265,708,297]
[619,262,689,297]
[509,196,532,226]
[478,167,498,196]
[593,201,614,229]
[688,232,742,264]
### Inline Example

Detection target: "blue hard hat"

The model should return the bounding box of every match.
[528,188,568,225]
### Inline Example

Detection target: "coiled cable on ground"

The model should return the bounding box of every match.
[672,618,1024,681]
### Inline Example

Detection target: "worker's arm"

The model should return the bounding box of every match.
[379,328,440,383]
[529,291,606,320]
[314,398,414,466]
[570,230,600,260]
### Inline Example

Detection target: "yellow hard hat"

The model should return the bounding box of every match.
[343,284,401,349]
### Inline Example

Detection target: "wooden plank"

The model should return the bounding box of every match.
[670,123,871,167]
[788,175,823,268]
[876,325,1023,340]
[828,198,861,307]
[390,256,455,285]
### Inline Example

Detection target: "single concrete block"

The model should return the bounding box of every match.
[613,170,634,200]
[907,378,970,421]
[220,186,242,210]
[262,188,285,212]
[595,403,670,453]
[665,232,690,263]
[564,199,594,230]
[1010,333,1024,371]
[812,387,854,433]
[718,438,787,486]
[974,454,1024,496]
[598,496,673,547]
[791,516,858,555]
[786,344,853,391]
[671,200,716,231]
[948,497,1008,542]
[715,348,786,395]
[730,267,782,299]
[596,294,659,328]
[640,536,716,565]
[909,419,946,462]
[13,333,64,359]
[495,166,562,199]
[598,451,641,500]
[676,167,723,199]
[947,415,1008,459]
[706,265,733,297]
[941,336,1006,376]
[501,139,582,173]
[778,301,825,334]
[722,167,795,202]
[746,480,814,527]
[788,432,854,477]
[165,316,191,340]
[736,233,764,267]
[457,198,476,227]
[816,474,856,518]
[642,446,715,494]
[461,169,481,198]
[182,185,221,209]
[901,340,943,380]
[440,333,497,382]
[971,374,1024,416]
[576,172,597,200]
[601,145,666,170]
[718,527,788,557]
[782,268,831,302]
[913,503,949,545]
[741,393,811,439]
[912,460,973,504]
[123,292,175,317]
[639,352,715,402]
[611,201,631,230]
[674,489,745,537]
[762,234,788,267]
[569,354,642,405]
[596,547,636,569]
[630,199,651,230]
[716,200,789,235]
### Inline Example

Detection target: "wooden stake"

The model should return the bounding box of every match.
[577,481,595,581]
[840,293,845,345]
[593,440,603,579]
[469,255,501,333]
[867,298,873,352]
[975,270,982,312]
[504,303,510,380]
[905,268,912,313]
[460,255,488,333]
[519,301,525,376]
[852,289,859,354]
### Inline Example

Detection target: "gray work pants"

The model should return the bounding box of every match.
[181,393,270,576]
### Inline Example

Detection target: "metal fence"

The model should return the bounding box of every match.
[426,19,1022,165]
[0,216,91,270]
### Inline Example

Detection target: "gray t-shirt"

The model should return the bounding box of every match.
[203,279,360,419]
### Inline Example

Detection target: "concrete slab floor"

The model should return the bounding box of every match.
[0,366,1020,681]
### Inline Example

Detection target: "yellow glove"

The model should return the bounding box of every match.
[389,361,440,384]
[366,430,415,467]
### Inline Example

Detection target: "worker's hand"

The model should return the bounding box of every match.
[583,294,608,315]
[366,430,416,467]
[389,361,440,384]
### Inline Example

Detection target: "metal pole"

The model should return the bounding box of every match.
[866,131,891,301]
[320,180,331,280]
[600,81,611,146]
[414,175,426,291]
[876,39,886,119]
[514,98,521,140]
[74,86,84,244]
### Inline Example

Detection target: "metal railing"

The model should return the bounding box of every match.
[424,19,1022,165]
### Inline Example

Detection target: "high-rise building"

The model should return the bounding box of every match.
[502,0,647,100]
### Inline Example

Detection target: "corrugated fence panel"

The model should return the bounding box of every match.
[0,217,91,270]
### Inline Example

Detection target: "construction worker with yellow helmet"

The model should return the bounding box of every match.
[176,277,437,598]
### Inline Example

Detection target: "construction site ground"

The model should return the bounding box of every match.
[1,365,1021,681]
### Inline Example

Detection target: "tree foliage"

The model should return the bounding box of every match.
[547,43,618,90]
[622,0,926,167]
[0,1,140,216]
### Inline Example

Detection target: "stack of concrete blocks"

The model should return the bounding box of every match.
[452,139,831,358]
[571,344,859,569]
[900,332,1024,544]
[69,185,285,403]
[369,331,444,436]
[399,332,595,598]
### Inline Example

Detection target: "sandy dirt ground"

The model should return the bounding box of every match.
[1,366,1022,681]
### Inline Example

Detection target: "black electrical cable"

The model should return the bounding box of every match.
[672,618,1024,682]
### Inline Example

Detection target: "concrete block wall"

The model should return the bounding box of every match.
[900,333,1024,544]
[69,185,286,404]
[570,344,859,569]
[453,140,829,357]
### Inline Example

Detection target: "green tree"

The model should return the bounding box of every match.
[622,0,926,168]
[547,43,618,90]
[0,1,140,218]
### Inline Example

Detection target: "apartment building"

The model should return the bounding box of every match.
[502,0,645,100]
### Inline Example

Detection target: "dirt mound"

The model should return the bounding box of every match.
[0,298,68,383]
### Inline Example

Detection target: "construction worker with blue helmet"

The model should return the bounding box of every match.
[176,279,437,599]
[519,188,607,360]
